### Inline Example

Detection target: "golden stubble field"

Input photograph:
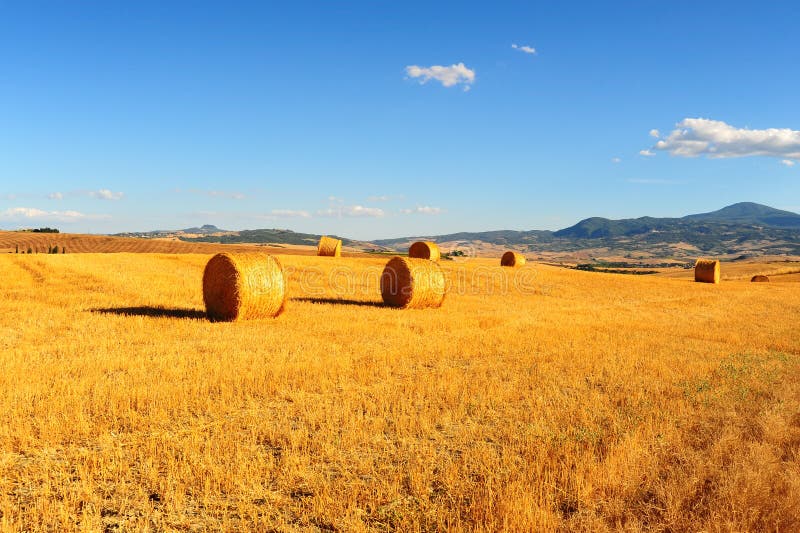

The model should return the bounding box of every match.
[1,252,799,531]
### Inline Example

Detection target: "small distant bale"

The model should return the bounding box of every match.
[694,259,721,284]
[408,241,440,261]
[380,256,445,309]
[317,236,342,257]
[501,251,526,267]
[751,275,770,282]
[203,253,287,321]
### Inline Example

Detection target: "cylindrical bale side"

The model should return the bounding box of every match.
[408,241,441,261]
[501,251,526,267]
[317,236,342,257]
[694,259,721,284]
[380,256,445,309]
[751,275,770,282]
[203,253,287,321]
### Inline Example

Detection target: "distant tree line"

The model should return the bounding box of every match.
[13,244,66,254]
[24,227,60,233]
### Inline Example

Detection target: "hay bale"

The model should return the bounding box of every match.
[751,275,770,282]
[203,253,287,321]
[380,256,445,309]
[501,251,526,267]
[694,259,721,284]
[408,241,440,261]
[317,236,342,257]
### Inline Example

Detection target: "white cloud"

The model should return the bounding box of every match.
[367,194,405,202]
[511,44,537,55]
[89,189,124,201]
[317,205,385,218]
[781,159,796,167]
[639,149,656,157]
[270,209,311,218]
[611,157,622,163]
[400,206,444,215]
[405,62,475,90]
[649,118,800,160]
[649,129,660,138]
[47,192,64,200]
[0,207,109,222]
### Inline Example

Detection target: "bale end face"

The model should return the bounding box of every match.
[694,259,721,284]
[203,253,287,321]
[751,275,770,282]
[501,251,526,267]
[408,241,441,262]
[380,256,445,309]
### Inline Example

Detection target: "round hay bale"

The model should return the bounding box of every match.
[694,258,721,284]
[203,253,287,321]
[501,251,526,267]
[317,236,342,257]
[751,275,770,282]
[380,256,445,309]
[408,241,440,261]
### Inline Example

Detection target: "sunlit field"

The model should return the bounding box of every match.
[1,252,799,530]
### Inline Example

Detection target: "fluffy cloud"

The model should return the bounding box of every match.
[270,209,311,218]
[0,207,109,222]
[782,159,796,167]
[639,149,656,157]
[511,43,536,55]
[405,63,475,90]
[317,205,385,218]
[400,206,443,215]
[649,129,660,138]
[649,118,800,160]
[89,189,124,201]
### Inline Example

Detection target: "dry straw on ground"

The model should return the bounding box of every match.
[501,251,526,267]
[380,256,445,309]
[317,236,342,257]
[408,241,441,261]
[751,275,770,282]
[694,259,721,284]
[202,253,287,321]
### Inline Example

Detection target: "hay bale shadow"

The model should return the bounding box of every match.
[293,297,386,308]
[91,306,207,319]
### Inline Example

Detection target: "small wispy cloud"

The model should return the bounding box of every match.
[405,63,476,90]
[639,149,656,157]
[0,207,110,221]
[317,205,385,218]
[611,157,622,163]
[511,43,536,55]
[89,189,124,201]
[649,129,660,138]
[400,206,444,215]
[367,194,405,202]
[647,118,800,160]
[47,192,64,200]
[270,209,311,218]
[781,159,796,167]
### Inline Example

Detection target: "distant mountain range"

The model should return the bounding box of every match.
[114,203,800,260]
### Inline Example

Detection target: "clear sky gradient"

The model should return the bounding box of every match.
[1,1,799,239]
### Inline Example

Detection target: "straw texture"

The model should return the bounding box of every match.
[203,253,287,321]
[408,241,441,261]
[380,256,446,309]
[501,251,526,267]
[694,259,721,284]
[317,236,342,257]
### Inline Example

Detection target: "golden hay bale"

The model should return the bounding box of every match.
[694,258,721,284]
[203,253,287,321]
[380,256,446,309]
[408,241,440,261]
[751,275,770,282]
[317,235,342,257]
[501,251,526,267]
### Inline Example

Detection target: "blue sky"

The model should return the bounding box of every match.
[1,1,799,239]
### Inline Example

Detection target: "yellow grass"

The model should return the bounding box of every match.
[1,253,799,530]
